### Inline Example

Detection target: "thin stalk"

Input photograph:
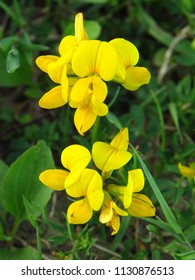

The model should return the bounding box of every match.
[150,90,166,151]
[108,85,121,109]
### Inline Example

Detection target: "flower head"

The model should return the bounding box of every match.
[92,128,132,173]
[39,128,155,234]
[110,38,151,91]
[99,191,128,235]
[35,13,151,135]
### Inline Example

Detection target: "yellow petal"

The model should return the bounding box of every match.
[122,66,151,91]
[61,144,91,186]
[75,13,88,42]
[178,162,195,178]
[110,127,129,150]
[61,66,69,103]
[128,169,145,193]
[58,35,78,56]
[47,56,68,84]
[39,169,69,191]
[35,55,59,73]
[67,198,93,224]
[87,170,104,211]
[92,100,108,116]
[95,41,118,81]
[128,194,156,217]
[70,77,92,105]
[110,38,139,67]
[112,202,128,216]
[74,106,97,135]
[99,201,113,224]
[72,40,118,81]
[92,142,132,172]
[92,75,108,102]
[109,214,120,235]
[65,169,103,209]
[39,86,67,109]
[72,40,100,77]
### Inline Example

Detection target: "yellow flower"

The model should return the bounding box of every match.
[70,40,118,135]
[110,38,151,91]
[107,169,156,217]
[178,162,195,179]
[92,127,132,173]
[39,144,91,191]
[35,13,88,110]
[69,75,108,135]
[67,169,104,224]
[127,169,156,217]
[99,191,128,235]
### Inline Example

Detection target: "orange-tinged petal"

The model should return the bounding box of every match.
[128,169,145,193]
[128,194,156,217]
[67,198,93,224]
[122,66,151,91]
[178,162,195,178]
[39,169,69,191]
[75,13,88,42]
[35,55,59,73]
[110,38,139,67]
[61,144,91,186]
[74,106,97,135]
[39,86,66,109]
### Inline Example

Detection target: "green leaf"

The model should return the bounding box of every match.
[175,251,195,260]
[1,140,54,224]
[0,36,17,52]
[85,20,101,39]
[184,224,195,242]
[6,47,20,73]
[23,196,38,228]
[0,49,32,86]
[0,159,8,188]
[106,112,123,130]
[168,102,183,142]
[0,246,39,260]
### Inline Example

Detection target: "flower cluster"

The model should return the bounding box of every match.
[39,128,155,235]
[36,13,151,135]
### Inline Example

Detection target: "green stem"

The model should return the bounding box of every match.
[108,85,121,108]
[11,218,20,239]
[91,116,100,144]
[150,90,166,151]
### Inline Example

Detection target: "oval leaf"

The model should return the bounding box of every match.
[1,140,54,223]
[6,47,20,73]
